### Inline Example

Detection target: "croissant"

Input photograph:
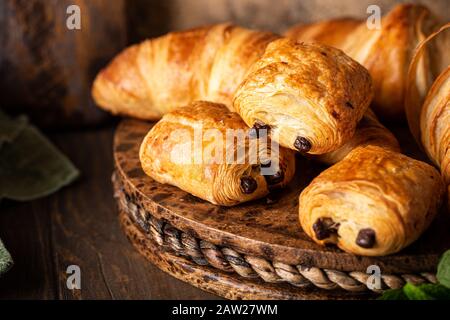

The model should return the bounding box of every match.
[299,145,445,256]
[233,38,373,154]
[286,4,441,121]
[405,23,450,208]
[139,101,296,206]
[285,18,361,49]
[92,24,279,120]
[315,108,400,165]
[421,68,450,181]
[94,24,373,155]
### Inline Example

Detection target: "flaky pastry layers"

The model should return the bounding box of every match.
[139,101,295,206]
[233,38,373,155]
[315,108,400,165]
[405,23,450,208]
[299,145,444,256]
[93,24,279,120]
[420,68,450,186]
[286,4,441,121]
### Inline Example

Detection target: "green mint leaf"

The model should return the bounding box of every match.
[378,288,407,300]
[403,283,434,300]
[418,284,450,300]
[437,250,450,289]
[0,239,13,277]
[0,124,80,201]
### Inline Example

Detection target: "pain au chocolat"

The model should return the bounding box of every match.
[299,145,444,256]
[139,101,295,206]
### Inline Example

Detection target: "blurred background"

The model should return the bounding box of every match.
[0,0,449,129]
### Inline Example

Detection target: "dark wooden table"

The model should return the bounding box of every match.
[0,125,218,299]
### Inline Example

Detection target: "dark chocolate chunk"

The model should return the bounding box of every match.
[345,101,354,109]
[356,228,376,248]
[249,121,270,139]
[313,219,331,240]
[294,136,312,152]
[240,176,258,194]
[264,170,284,185]
[313,218,340,240]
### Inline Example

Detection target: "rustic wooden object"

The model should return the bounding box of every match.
[113,119,450,299]
[0,0,126,128]
[0,127,215,299]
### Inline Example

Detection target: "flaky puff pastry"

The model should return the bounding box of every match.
[139,101,295,206]
[233,38,373,155]
[420,68,450,186]
[92,24,278,120]
[285,18,361,49]
[299,145,445,256]
[315,109,400,165]
[286,4,440,121]
[406,23,450,142]
[405,23,450,208]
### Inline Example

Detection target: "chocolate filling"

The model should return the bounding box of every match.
[294,136,312,152]
[249,121,270,139]
[356,228,376,248]
[264,170,284,185]
[260,160,284,185]
[240,176,258,194]
[313,218,339,240]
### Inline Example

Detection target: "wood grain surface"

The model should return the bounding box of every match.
[0,126,218,299]
[114,119,450,276]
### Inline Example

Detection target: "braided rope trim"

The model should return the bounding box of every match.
[114,180,437,293]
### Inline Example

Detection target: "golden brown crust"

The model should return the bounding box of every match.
[406,23,450,144]
[299,145,445,256]
[284,18,361,49]
[286,4,441,121]
[233,38,373,154]
[420,67,450,185]
[315,109,400,165]
[405,23,450,209]
[139,101,295,206]
[92,24,279,120]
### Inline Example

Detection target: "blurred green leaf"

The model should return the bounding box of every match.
[419,284,450,300]
[378,288,407,300]
[437,250,450,289]
[0,110,79,201]
[403,283,433,300]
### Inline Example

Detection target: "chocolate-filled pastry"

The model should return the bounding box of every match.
[286,4,441,121]
[233,38,373,155]
[315,109,400,165]
[299,145,445,256]
[92,24,279,120]
[139,101,295,206]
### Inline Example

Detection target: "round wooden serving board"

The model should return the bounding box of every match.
[113,119,450,299]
